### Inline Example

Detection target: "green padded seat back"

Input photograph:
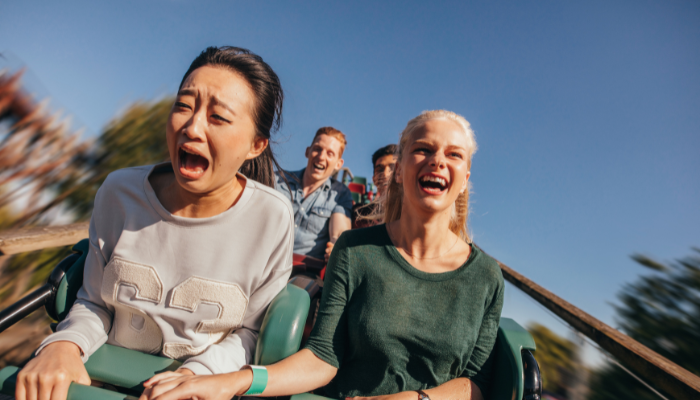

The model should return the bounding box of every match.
[351,192,361,204]
[489,317,537,400]
[351,176,367,185]
[255,284,310,365]
[54,239,89,321]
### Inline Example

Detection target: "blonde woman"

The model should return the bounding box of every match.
[142,110,504,400]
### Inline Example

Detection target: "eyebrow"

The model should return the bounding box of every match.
[177,89,236,116]
[412,139,467,151]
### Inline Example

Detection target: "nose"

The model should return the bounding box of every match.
[182,110,206,142]
[428,152,446,169]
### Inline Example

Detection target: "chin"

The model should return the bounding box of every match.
[173,174,209,194]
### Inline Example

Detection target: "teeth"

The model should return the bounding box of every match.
[314,163,325,170]
[421,176,447,186]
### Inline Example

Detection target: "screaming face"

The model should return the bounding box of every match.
[395,118,471,214]
[166,65,267,196]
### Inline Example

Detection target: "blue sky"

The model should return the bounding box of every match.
[2,1,699,354]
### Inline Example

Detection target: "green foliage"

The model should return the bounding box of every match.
[60,98,173,219]
[0,247,73,304]
[588,248,700,400]
[528,323,579,396]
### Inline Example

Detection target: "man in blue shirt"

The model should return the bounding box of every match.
[276,127,353,261]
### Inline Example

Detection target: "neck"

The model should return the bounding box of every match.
[154,172,246,218]
[302,168,328,198]
[388,201,455,258]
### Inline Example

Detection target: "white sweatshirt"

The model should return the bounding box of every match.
[39,164,294,375]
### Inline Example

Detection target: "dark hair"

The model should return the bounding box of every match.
[371,144,398,167]
[179,46,284,188]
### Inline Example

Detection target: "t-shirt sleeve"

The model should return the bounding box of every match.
[303,233,351,368]
[333,186,353,218]
[461,267,505,398]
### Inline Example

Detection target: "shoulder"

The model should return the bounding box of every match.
[335,224,387,251]
[98,165,153,198]
[246,179,294,222]
[329,178,351,196]
[275,168,301,183]
[470,246,505,288]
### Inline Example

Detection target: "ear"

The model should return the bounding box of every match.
[335,157,344,171]
[461,171,471,193]
[245,137,269,160]
[305,146,311,158]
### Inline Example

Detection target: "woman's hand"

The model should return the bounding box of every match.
[15,341,91,400]
[140,369,251,400]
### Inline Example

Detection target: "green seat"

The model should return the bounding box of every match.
[0,240,310,398]
[351,192,361,204]
[351,176,367,186]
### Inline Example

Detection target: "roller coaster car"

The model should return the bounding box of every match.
[0,240,542,400]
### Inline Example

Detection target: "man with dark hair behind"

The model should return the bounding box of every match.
[276,127,353,261]
[353,144,398,228]
[372,144,398,198]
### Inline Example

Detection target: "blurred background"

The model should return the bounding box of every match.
[0,1,699,399]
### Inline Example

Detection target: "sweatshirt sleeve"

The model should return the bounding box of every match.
[460,265,505,398]
[36,196,115,362]
[181,198,295,375]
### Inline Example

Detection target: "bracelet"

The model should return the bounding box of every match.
[243,365,268,396]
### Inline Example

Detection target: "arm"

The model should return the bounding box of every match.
[325,188,353,261]
[329,212,351,242]
[140,349,336,400]
[325,212,350,261]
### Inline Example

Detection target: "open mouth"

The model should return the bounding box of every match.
[418,175,448,194]
[312,163,326,173]
[178,147,209,179]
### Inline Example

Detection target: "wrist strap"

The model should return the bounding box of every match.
[243,365,268,396]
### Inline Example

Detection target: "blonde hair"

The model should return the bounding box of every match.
[377,110,477,242]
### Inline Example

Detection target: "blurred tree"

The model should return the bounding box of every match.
[588,248,700,400]
[0,98,172,304]
[44,98,173,220]
[529,323,580,397]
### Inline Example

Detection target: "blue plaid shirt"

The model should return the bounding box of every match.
[275,168,353,259]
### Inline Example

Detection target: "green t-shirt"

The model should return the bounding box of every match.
[304,224,505,399]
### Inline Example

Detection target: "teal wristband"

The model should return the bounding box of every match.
[243,365,268,396]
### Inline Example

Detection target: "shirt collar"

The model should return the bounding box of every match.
[295,167,333,191]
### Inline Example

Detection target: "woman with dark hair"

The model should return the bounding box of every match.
[15,46,294,400]
[142,110,504,400]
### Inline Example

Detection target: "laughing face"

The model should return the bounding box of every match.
[167,65,267,196]
[304,134,345,183]
[394,119,471,215]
